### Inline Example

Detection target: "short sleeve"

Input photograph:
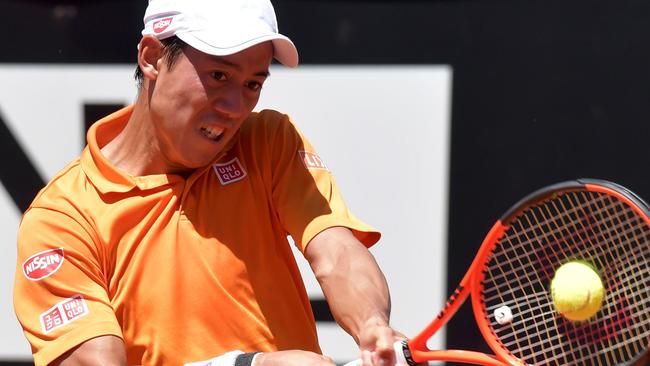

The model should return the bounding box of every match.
[14,207,123,366]
[266,113,381,252]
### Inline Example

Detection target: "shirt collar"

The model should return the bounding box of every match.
[81,105,237,194]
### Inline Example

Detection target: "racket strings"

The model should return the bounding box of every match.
[479,189,650,366]
[522,200,590,365]
[482,193,645,288]
[482,199,647,304]
[516,327,650,365]
[483,193,637,285]
[539,192,647,365]
[592,194,650,362]
[484,195,650,302]
[550,191,648,364]
[484,217,648,300]
[497,297,650,362]
[486,276,650,320]
[571,191,649,364]
[493,295,650,336]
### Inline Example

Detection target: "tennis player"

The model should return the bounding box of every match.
[13,0,407,365]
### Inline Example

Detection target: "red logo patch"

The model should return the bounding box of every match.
[23,248,64,281]
[153,17,173,34]
[299,151,328,170]
[40,295,89,334]
[213,158,247,185]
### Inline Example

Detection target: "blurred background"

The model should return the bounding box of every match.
[2,0,650,365]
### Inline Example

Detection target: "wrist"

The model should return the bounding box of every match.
[362,314,389,328]
[357,314,389,337]
[349,315,390,345]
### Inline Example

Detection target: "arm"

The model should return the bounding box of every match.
[52,336,126,366]
[305,226,402,366]
[14,209,125,365]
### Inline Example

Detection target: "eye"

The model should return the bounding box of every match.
[211,71,227,81]
[246,81,263,92]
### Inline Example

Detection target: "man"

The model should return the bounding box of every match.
[14,0,406,365]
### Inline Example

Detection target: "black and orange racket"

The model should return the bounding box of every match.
[345,179,650,366]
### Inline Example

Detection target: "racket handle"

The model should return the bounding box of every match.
[341,340,411,366]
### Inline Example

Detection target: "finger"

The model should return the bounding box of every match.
[371,351,386,366]
[374,349,394,366]
[361,350,373,366]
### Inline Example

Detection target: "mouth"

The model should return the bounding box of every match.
[199,126,225,142]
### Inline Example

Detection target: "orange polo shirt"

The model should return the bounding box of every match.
[14,106,380,366]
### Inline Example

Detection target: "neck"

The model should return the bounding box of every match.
[100,92,169,177]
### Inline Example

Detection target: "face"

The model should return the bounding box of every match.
[146,41,273,174]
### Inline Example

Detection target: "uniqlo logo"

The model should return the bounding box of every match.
[41,307,63,333]
[299,151,328,170]
[153,17,173,33]
[40,295,89,334]
[213,158,247,186]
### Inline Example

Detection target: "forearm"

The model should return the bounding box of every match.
[306,227,391,343]
[321,247,391,344]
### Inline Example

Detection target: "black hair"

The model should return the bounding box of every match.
[134,36,187,88]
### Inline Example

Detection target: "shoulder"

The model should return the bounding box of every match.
[25,157,96,230]
[30,159,83,207]
[242,109,292,130]
[18,159,103,260]
[240,109,303,142]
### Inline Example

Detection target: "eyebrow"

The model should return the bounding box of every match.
[210,57,271,78]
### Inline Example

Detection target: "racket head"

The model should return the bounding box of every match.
[472,179,650,365]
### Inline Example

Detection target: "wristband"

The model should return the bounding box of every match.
[183,350,244,366]
[234,352,261,366]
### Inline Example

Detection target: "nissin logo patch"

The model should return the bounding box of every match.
[23,248,65,281]
[213,158,247,185]
[153,17,173,33]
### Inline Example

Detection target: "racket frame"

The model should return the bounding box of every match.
[403,179,650,366]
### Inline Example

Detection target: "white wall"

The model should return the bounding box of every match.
[0,64,452,362]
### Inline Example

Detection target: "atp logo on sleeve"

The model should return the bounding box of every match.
[22,248,65,281]
[299,150,328,171]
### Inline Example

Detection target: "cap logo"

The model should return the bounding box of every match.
[153,17,173,34]
[213,157,247,185]
[23,248,65,281]
[299,150,328,170]
[40,295,89,334]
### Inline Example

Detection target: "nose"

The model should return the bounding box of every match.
[212,85,245,120]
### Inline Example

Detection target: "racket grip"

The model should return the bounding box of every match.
[341,340,411,366]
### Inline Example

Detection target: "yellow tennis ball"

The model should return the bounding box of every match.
[550,261,604,321]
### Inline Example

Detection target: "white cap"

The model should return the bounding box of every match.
[141,0,299,67]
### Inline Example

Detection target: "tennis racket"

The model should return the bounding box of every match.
[344,179,650,366]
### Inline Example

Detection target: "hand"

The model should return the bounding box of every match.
[357,322,407,366]
[254,350,335,366]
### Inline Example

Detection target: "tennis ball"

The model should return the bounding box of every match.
[550,261,604,322]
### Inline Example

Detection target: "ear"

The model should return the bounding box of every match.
[137,35,163,81]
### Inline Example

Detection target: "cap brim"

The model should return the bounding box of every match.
[177,32,299,68]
